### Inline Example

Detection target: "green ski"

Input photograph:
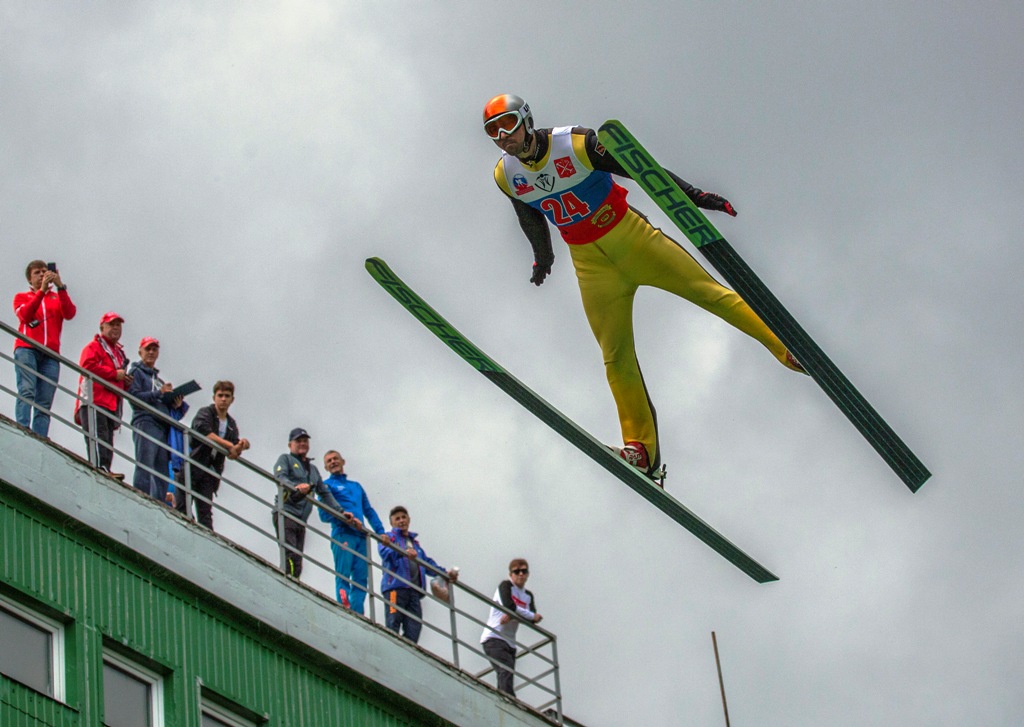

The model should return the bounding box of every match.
[366,256,778,584]
[597,120,931,493]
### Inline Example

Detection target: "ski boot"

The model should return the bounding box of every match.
[784,350,808,375]
[614,441,667,488]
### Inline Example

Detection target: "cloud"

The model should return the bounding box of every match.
[3,3,1023,724]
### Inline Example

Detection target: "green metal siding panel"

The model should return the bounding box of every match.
[1,485,448,727]
[1,675,80,727]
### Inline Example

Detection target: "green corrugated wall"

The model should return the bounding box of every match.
[0,481,452,727]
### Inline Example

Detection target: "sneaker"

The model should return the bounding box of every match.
[338,589,351,609]
[784,350,808,375]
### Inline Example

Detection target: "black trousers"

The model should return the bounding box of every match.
[272,512,307,578]
[174,466,221,530]
[80,407,118,472]
[483,638,517,696]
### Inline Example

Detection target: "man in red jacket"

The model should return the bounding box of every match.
[74,312,131,478]
[12,260,77,437]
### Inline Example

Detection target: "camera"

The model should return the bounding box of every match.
[46,262,57,272]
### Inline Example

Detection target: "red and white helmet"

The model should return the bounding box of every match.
[482,93,534,139]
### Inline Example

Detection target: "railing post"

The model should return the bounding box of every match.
[182,444,193,520]
[365,531,376,623]
[275,484,287,573]
[85,378,99,468]
[448,583,459,668]
[551,636,562,724]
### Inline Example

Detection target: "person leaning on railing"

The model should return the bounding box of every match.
[73,312,131,480]
[176,380,249,530]
[272,428,344,580]
[379,505,459,645]
[319,450,388,613]
[12,260,77,438]
[480,558,542,698]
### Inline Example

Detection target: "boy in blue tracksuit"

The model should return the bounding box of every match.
[378,506,458,643]
[318,450,386,613]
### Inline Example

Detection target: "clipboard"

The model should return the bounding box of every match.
[162,379,201,405]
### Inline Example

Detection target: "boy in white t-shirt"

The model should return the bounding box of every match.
[480,558,542,697]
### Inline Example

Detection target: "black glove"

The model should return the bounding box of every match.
[696,192,737,217]
[530,260,552,286]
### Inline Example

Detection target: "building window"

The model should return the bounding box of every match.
[102,650,164,727]
[0,594,66,701]
[201,699,260,727]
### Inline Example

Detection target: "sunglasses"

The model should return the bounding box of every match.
[484,110,525,139]
[511,568,529,575]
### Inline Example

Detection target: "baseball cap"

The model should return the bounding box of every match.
[289,427,310,441]
[100,311,124,324]
[139,337,160,349]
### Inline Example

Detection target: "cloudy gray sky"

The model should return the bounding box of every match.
[3,2,1023,724]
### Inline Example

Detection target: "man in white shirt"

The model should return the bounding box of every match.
[480,558,542,697]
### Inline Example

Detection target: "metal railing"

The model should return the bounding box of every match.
[1,318,562,723]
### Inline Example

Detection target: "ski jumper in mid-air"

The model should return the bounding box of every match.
[483,93,805,483]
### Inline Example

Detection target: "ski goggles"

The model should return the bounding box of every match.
[484,110,525,139]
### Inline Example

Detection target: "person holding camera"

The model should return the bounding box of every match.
[12,260,77,437]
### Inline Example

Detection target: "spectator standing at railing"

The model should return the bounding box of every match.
[272,428,343,579]
[379,506,459,644]
[176,380,249,530]
[73,312,131,479]
[480,558,543,697]
[319,451,387,613]
[126,337,187,505]
[12,260,77,437]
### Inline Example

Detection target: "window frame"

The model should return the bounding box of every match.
[197,679,267,727]
[0,593,67,702]
[201,698,261,727]
[101,648,165,727]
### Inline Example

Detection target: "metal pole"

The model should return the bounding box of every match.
[183,444,194,520]
[551,636,563,725]
[712,631,731,727]
[276,485,287,572]
[86,378,99,468]
[365,531,376,623]
[448,583,459,667]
